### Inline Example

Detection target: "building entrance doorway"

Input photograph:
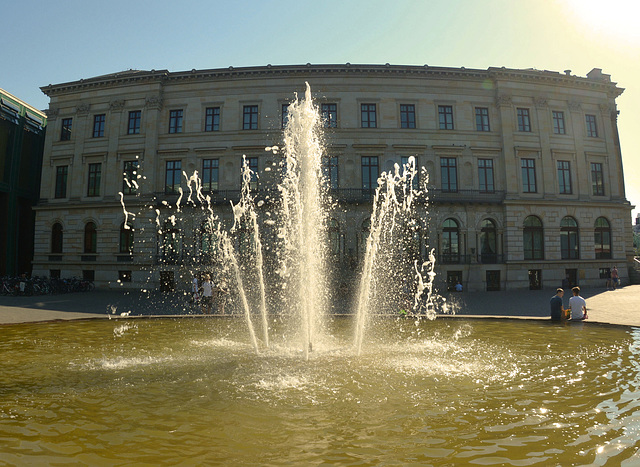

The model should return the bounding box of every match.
[528,269,542,290]
[486,270,500,291]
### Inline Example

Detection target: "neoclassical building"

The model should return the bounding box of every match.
[33,64,632,292]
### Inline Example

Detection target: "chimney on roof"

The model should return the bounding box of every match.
[587,68,611,82]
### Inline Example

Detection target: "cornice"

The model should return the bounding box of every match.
[40,64,624,98]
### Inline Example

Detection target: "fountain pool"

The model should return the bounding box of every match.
[1,317,639,465]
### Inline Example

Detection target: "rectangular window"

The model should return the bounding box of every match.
[361,156,379,191]
[438,105,454,130]
[165,160,182,194]
[478,159,494,193]
[92,114,105,138]
[440,157,457,192]
[591,162,605,196]
[205,107,220,132]
[202,159,219,192]
[246,157,258,190]
[557,160,572,194]
[281,104,290,129]
[321,103,337,128]
[87,163,101,197]
[400,104,416,129]
[128,110,141,135]
[517,108,531,132]
[60,118,72,141]
[169,110,183,134]
[552,111,566,134]
[243,105,259,130]
[521,158,537,193]
[475,107,490,131]
[361,104,377,128]
[322,156,339,189]
[586,114,598,137]
[55,165,68,199]
[122,160,139,195]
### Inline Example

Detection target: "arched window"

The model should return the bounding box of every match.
[523,216,543,260]
[328,219,341,256]
[119,222,134,254]
[480,219,497,263]
[560,216,579,259]
[51,223,63,254]
[594,217,611,259]
[84,222,97,253]
[442,218,460,263]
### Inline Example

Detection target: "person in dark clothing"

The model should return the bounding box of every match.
[550,288,566,321]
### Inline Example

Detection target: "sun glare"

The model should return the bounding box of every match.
[561,0,640,44]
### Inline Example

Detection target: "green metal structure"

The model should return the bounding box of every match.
[0,88,46,276]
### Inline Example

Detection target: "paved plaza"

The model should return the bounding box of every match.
[0,284,638,327]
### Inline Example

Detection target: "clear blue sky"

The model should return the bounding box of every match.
[4,0,639,218]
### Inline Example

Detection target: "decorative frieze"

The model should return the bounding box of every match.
[110,99,125,111]
[534,97,548,108]
[145,94,163,110]
[76,103,90,115]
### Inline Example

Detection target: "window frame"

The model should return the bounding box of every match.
[400,104,416,129]
[475,107,490,132]
[202,158,219,193]
[168,109,183,134]
[60,117,72,141]
[92,114,105,138]
[361,156,379,191]
[165,160,182,194]
[521,158,537,193]
[478,159,495,193]
[361,103,377,128]
[552,110,566,134]
[591,162,605,196]
[87,163,101,197]
[54,165,68,199]
[321,103,337,128]
[322,156,339,189]
[560,216,579,260]
[438,105,454,130]
[557,160,572,194]
[84,222,97,254]
[440,157,458,192]
[586,114,598,137]
[205,106,220,132]
[594,217,612,259]
[523,216,544,260]
[517,108,531,132]
[127,110,141,135]
[51,223,63,254]
[122,160,139,195]
[243,105,259,130]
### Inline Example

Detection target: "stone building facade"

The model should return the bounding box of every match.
[33,64,632,292]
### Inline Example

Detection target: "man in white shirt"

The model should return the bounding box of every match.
[201,274,213,314]
[568,286,588,320]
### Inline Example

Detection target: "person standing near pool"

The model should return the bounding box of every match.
[201,274,214,314]
[568,286,588,320]
[549,288,566,321]
[611,266,619,290]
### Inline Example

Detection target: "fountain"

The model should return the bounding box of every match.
[1,84,640,464]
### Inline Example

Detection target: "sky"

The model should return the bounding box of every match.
[3,0,640,219]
